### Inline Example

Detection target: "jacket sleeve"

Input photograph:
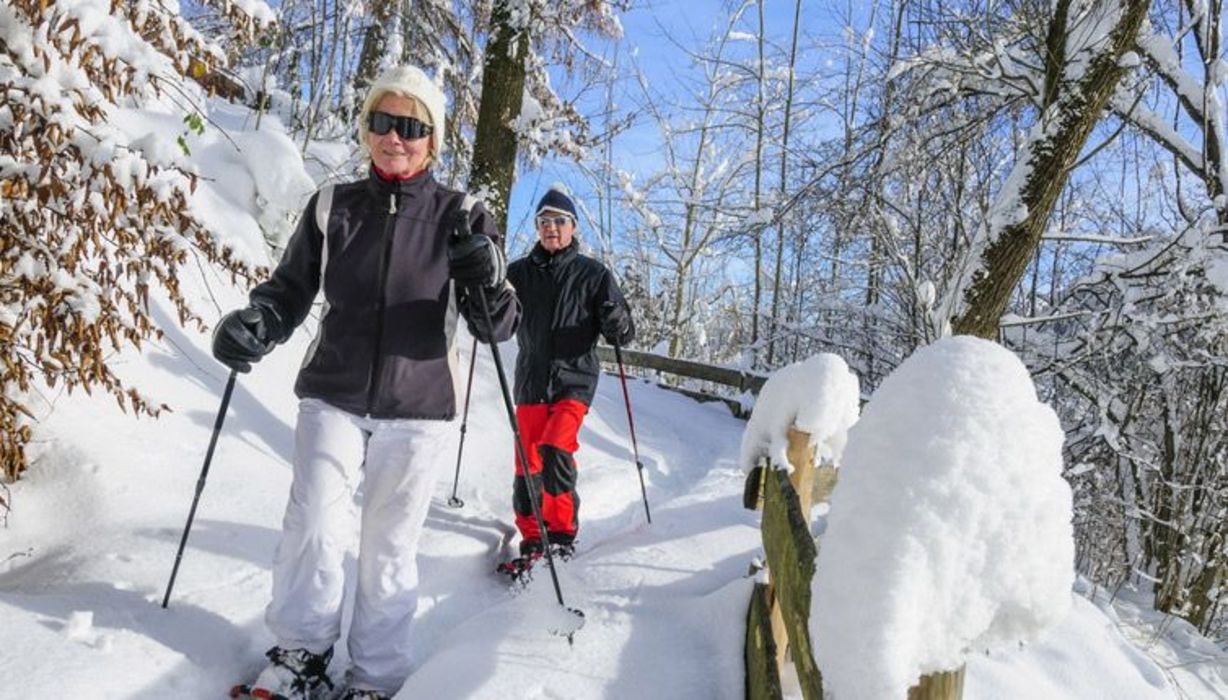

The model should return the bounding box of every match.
[596,265,636,346]
[456,201,521,343]
[248,192,324,343]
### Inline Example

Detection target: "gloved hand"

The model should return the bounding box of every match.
[448,227,507,290]
[212,305,278,373]
[599,301,633,345]
[460,290,498,342]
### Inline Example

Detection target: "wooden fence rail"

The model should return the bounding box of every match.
[596,345,768,417]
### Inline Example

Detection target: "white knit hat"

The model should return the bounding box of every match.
[359,65,447,157]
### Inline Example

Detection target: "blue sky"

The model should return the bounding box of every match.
[503,0,852,256]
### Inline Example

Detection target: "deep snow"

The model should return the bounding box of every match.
[1,260,1226,698]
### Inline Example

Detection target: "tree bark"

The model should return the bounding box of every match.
[952,0,1151,339]
[751,0,766,366]
[353,0,398,104]
[767,0,802,368]
[469,0,531,237]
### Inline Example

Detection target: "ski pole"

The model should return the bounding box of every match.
[447,336,479,508]
[162,369,238,608]
[453,228,582,636]
[471,288,577,616]
[613,344,652,524]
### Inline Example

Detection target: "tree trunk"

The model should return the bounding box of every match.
[750,0,766,366]
[767,0,802,368]
[469,0,531,236]
[952,0,1151,339]
[353,0,398,106]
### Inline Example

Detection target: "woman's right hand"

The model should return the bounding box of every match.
[212,306,278,373]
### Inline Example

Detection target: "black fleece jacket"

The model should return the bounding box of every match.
[250,168,520,419]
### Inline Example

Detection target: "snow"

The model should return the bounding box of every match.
[1,250,1225,700]
[812,336,1076,699]
[966,581,1170,700]
[744,206,775,227]
[226,0,277,27]
[106,98,315,261]
[738,353,860,473]
[1208,255,1228,297]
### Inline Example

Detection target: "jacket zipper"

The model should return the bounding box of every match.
[543,257,563,401]
[365,192,398,415]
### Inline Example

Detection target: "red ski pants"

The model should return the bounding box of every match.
[513,399,588,544]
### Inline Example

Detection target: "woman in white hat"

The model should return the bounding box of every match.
[215,66,519,700]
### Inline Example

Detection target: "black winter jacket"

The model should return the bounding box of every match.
[507,240,634,406]
[250,169,520,419]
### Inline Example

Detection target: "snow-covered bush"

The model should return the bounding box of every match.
[812,336,1074,699]
[0,0,272,481]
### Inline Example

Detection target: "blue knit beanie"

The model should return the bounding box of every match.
[536,186,577,219]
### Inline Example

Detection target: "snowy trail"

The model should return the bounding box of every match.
[393,341,760,698]
[0,264,760,698]
[2,269,1226,698]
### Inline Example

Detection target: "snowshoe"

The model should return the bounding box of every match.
[496,549,543,585]
[550,541,576,561]
[229,646,334,700]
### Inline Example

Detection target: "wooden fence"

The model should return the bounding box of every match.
[744,427,828,700]
[596,345,767,417]
[606,347,967,697]
[742,427,963,700]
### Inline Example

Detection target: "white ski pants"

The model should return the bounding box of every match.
[265,398,453,693]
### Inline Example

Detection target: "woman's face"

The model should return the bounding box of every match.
[367,94,432,177]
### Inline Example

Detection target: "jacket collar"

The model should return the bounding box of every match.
[530,239,579,268]
[365,165,435,199]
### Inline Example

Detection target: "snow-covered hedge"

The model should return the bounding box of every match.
[0,0,280,481]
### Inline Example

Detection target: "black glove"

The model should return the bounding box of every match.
[599,301,633,345]
[212,305,278,373]
[459,289,497,342]
[447,211,506,289]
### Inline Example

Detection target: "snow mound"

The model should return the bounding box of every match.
[812,336,1074,699]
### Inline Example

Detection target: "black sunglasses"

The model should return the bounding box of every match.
[368,111,434,140]
[536,214,573,228]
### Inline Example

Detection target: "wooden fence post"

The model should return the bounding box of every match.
[768,427,817,669]
[787,427,817,519]
[908,666,966,700]
[746,581,783,700]
[745,427,841,700]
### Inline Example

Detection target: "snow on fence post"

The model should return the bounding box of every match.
[740,355,861,700]
[811,336,1074,700]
